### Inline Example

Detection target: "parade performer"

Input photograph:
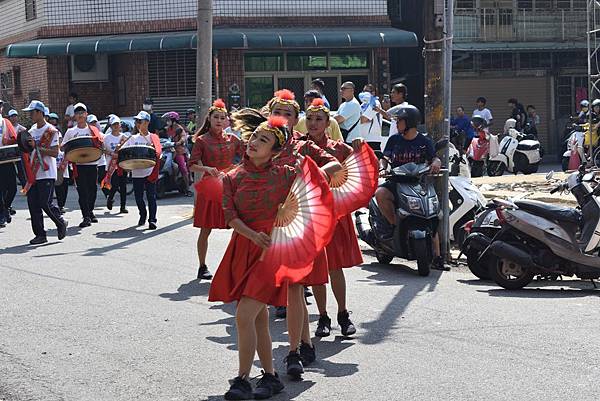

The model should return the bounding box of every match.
[232,89,343,380]
[122,111,162,230]
[189,99,243,280]
[21,100,67,244]
[102,115,129,214]
[88,114,109,198]
[303,98,363,337]
[209,116,333,400]
[61,103,103,228]
[0,100,18,227]
[162,111,192,196]
[48,113,69,214]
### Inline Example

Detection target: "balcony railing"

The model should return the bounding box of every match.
[454,9,587,42]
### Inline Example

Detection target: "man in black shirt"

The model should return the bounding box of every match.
[508,98,527,130]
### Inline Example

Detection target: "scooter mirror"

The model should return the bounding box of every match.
[545,171,554,181]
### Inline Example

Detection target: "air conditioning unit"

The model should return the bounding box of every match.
[70,54,109,82]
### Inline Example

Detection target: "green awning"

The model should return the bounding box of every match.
[453,41,587,52]
[5,27,417,58]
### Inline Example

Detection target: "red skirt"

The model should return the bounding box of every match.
[326,214,363,270]
[208,232,288,306]
[299,250,330,286]
[193,196,227,229]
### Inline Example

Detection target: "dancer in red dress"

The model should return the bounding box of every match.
[188,99,243,280]
[304,98,363,338]
[208,116,296,400]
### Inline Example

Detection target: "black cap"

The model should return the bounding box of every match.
[186,108,195,114]
[143,97,154,105]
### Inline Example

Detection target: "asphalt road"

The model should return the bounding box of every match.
[1,190,599,401]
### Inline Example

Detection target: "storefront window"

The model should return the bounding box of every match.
[287,54,327,71]
[330,52,369,70]
[245,54,284,72]
[245,77,274,108]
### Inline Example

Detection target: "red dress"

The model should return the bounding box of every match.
[188,131,243,229]
[208,157,297,306]
[273,137,338,286]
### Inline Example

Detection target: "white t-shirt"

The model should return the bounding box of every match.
[62,126,103,166]
[29,122,59,181]
[388,101,409,138]
[473,108,493,124]
[104,133,127,165]
[123,134,155,178]
[356,101,383,142]
[338,97,362,142]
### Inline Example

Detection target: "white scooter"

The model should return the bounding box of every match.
[448,142,487,245]
[487,119,542,176]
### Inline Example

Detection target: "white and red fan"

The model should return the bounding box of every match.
[329,142,379,218]
[259,157,335,285]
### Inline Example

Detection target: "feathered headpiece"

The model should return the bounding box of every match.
[306,98,330,115]
[269,89,300,115]
[209,99,228,114]
[257,115,288,147]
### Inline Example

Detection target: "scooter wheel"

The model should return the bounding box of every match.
[414,238,431,277]
[490,257,534,290]
[375,251,393,265]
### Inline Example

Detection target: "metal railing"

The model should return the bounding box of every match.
[454,9,588,42]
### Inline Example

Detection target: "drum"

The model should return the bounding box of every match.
[64,136,102,163]
[0,144,20,165]
[118,145,157,170]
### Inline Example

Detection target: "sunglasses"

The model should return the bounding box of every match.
[74,110,86,115]
[340,87,353,91]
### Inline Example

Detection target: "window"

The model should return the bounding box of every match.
[245,77,274,109]
[244,54,284,72]
[12,67,21,95]
[148,50,196,97]
[480,53,514,70]
[286,54,327,71]
[555,51,587,68]
[329,52,369,70]
[456,0,476,9]
[25,0,37,21]
[519,53,551,69]
[556,76,587,117]
[0,71,13,91]
[453,53,475,72]
[517,1,533,9]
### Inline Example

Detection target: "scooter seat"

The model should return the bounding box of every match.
[516,141,540,151]
[514,200,581,225]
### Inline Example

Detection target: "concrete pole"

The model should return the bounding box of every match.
[196,0,213,126]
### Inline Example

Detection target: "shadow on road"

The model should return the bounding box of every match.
[0,241,57,255]
[159,279,211,301]
[359,261,442,345]
[483,286,600,298]
[204,378,316,401]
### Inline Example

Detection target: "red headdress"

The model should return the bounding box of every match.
[269,89,300,115]
[209,99,228,114]
[257,115,288,146]
[306,98,330,114]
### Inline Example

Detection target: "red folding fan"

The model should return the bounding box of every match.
[255,157,336,285]
[329,142,379,218]
[194,174,224,202]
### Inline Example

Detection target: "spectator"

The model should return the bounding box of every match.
[526,105,540,137]
[294,90,342,141]
[310,78,331,109]
[7,110,27,134]
[473,96,493,126]
[63,92,78,130]
[334,81,362,143]
[186,109,197,134]
[508,98,527,130]
[450,106,475,151]
[356,85,383,149]
[379,83,411,138]
[143,97,165,134]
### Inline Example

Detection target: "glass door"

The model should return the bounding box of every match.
[277,77,305,108]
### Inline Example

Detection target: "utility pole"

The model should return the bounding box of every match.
[423,0,452,260]
[196,0,213,126]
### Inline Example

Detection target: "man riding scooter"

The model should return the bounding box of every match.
[374,105,447,270]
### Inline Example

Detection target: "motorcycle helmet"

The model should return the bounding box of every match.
[592,99,600,109]
[389,104,421,130]
[504,118,517,131]
[471,115,487,130]
[580,99,589,109]
[162,111,180,122]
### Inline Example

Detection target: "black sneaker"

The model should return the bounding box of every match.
[285,351,304,379]
[9,207,16,216]
[337,310,356,337]
[431,256,450,271]
[59,207,66,215]
[197,264,213,280]
[79,218,91,228]
[90,214,98,223]
[106,198,113,210]
[5,212,11,224]
[224,376,253,401]
[253,371,284,400]
[29,236,48,245]
[275,306,287,319]
[120,207,128,214]
[315,314,331,337]
[138,214,147,226]
[58,221,68,240]
[148,222,157,230]
[299,342,316,366]
[0,220,5,228]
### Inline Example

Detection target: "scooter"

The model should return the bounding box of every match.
[448,143,487,246]
[480,166,600,290]
[355,162,439,276]
[156,138,188,199]
[487,120,542,176]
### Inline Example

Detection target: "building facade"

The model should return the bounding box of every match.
[0,0,416,123]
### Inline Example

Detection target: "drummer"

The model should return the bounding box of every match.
[0,100,18,228]
[103,115,128,214]
[88,114,109,199]
[61,103,104,228]
[122,111,162,230]
[49,113,70,215]
[7,109,28,190]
